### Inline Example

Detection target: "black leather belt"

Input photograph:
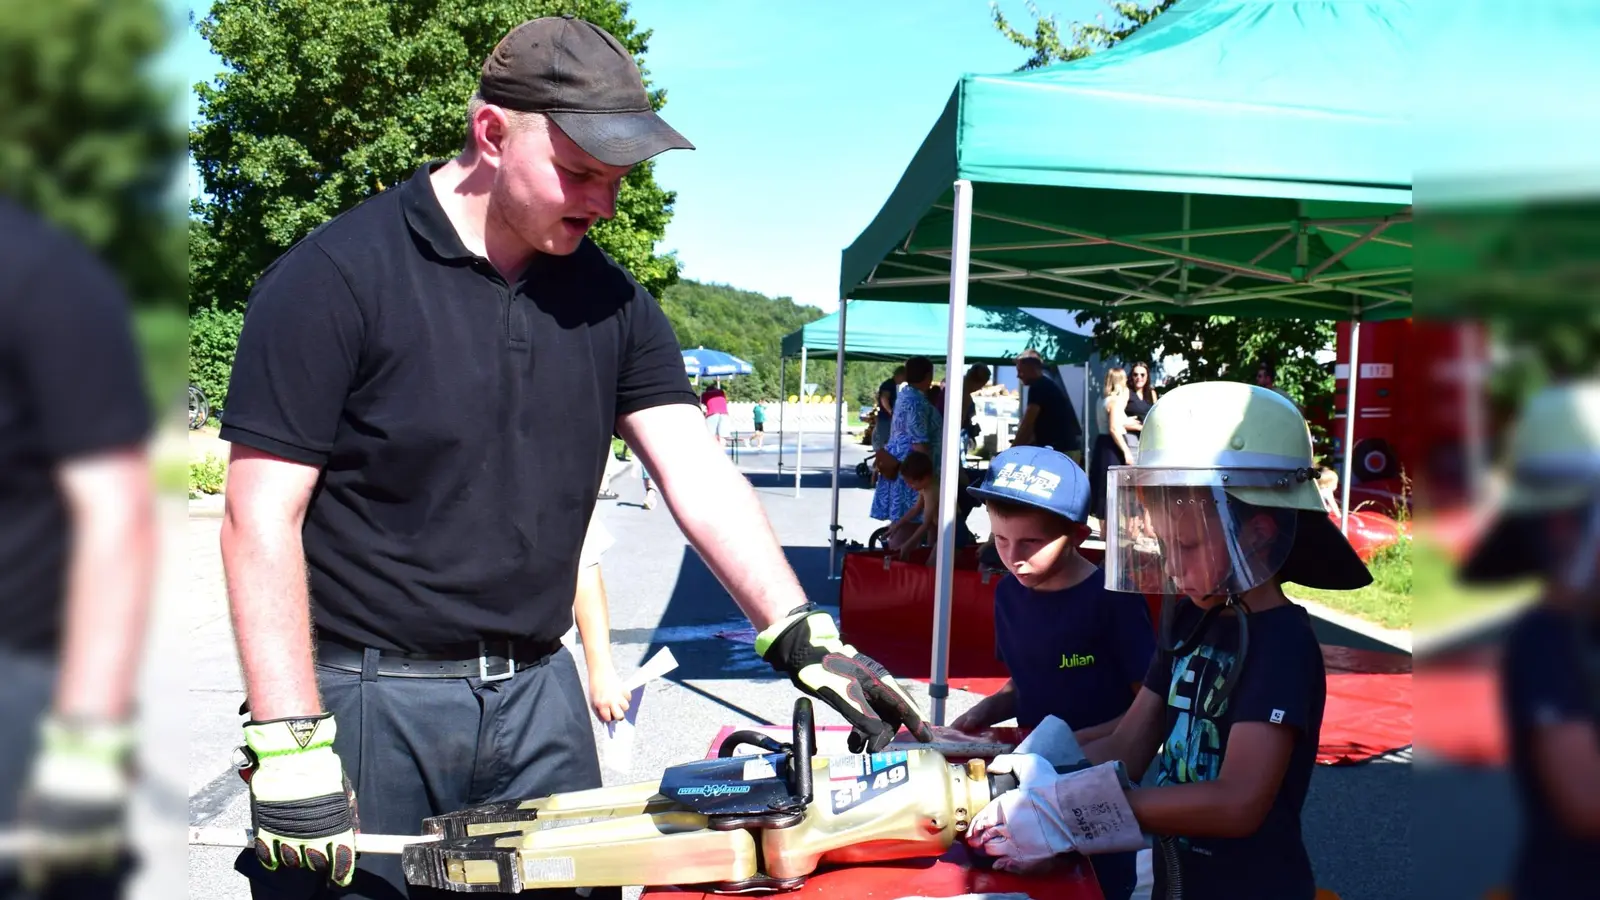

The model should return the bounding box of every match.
[314,637,562,680]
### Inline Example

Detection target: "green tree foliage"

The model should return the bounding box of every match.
[188,304,245,413]
[1089,312,1338,452]
[0,0,187,311]
[0,0,189,410]
[660,280,896,410]
[992,1,1336,427]
[991,0,1176,70]
[189,0,683,314]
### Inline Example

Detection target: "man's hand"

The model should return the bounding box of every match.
[756,607,934,753]
[17,716,134,888]
[236,713,357,886]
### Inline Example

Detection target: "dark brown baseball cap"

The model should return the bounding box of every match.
[478,16,694,167]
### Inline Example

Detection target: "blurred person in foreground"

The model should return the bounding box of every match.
[0,198,156,896]
[1458,380,1600,900]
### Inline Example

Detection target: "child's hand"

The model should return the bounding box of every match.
[948,711,985,735]
[588,669,632,723]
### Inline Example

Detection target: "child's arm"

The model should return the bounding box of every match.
[1126,722,1296,838]
[1108,397,1134,464]
[900,487,940,554]
[1083,686,1166,782]
[574,563,630,723]
[949,679,1017,732]
[891,491,925,532]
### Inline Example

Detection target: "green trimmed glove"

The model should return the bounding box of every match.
[18,716,135,888]
[757,606,934,753]
[236,713,358,886]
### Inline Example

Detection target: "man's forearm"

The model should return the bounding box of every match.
[221,508,322,720]
[54,451,157,721]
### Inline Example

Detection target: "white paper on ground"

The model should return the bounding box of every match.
[1014,714,1086,768]
[600,647,679,773]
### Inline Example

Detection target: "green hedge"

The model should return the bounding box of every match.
[189,305,244,415]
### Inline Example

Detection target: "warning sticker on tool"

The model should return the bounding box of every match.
[742,757,777,781]
[829,751,909,813]
[524,857,576,883]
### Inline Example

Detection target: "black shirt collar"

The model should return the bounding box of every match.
[400,161,478,262]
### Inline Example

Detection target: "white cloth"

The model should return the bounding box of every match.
[968,754,1144,873]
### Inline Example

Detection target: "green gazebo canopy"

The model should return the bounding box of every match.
[839,0,1414,323]
[781,300,1091,365]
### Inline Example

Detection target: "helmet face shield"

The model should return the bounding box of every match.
[1104,468,1300,600]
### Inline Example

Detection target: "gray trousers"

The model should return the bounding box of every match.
[240,646,616,900]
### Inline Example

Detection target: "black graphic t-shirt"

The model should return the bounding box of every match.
[1502,605,1600,899]
[1140,600,1326,900]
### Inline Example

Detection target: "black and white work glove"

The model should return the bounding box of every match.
[756,605,934,753]
[235,713,358,887]
[17,715,134,888]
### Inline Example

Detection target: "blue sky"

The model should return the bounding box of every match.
[166,0,1107,315]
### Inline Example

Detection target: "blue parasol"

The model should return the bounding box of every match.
[682,347,753,378]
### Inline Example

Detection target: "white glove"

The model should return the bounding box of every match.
[967,754,1144,874]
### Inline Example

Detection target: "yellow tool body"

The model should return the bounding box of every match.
[402,699,1015,894]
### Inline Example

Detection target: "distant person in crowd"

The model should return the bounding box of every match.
[1122,361,1159,458]
[701,379,730,449]
[885,450,941,561]
[870,381,897,484]
[876,366,908,412]
[870,356,941,527]
[599,442,659,511]
[749,400,767,449]
[1317,467,1343,516]
[1013,352,1083,464]
[1256,361,1293,403]
[961,363,992,452]
[1089,367,1136,533]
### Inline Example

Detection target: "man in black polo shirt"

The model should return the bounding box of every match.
[1012,353,1083,463]
[0,199,156,896]
[220,17,931,898]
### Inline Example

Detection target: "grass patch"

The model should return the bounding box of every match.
[1286,537,1413,630]
[1409,535,1536,632]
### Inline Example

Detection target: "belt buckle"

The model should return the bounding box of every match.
[478,641,515,683]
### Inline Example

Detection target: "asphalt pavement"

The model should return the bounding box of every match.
[185,432,1419,899]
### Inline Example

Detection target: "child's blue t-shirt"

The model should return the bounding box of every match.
[1143,600,1326,900]
[993,565,1156,731]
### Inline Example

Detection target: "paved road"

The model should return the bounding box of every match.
[186,440,1424,900]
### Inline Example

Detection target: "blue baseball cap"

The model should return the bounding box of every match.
[966,445,1091,523]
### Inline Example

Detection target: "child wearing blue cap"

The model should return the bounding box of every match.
[952,444,1156,900]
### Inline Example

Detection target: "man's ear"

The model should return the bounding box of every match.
[472,106,512,166]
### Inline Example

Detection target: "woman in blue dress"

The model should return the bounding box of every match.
[870,356,941,523]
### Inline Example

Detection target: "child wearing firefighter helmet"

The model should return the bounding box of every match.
[966,381,1373,900]
[1458,380,1600,900]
